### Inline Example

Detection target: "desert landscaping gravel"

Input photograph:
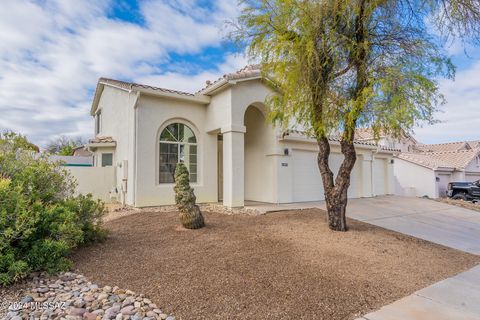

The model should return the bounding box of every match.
[72,208,480,320]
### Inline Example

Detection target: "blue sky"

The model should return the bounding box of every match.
[0,0,479,147]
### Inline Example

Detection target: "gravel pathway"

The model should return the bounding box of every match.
[1,272,174,320]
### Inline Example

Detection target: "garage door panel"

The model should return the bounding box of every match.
[373,159,387,195]
[292,150,362,202]
[292,150,324,202]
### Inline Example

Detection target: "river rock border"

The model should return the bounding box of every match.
[105,203,263,222]
[2,272,174,320]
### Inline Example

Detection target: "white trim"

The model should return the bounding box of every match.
[100,81,132,93]
[221,124,247,134]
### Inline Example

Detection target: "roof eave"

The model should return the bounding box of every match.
[87,142,117,149]
[280,135,398,153]
[201,75,263,96]
[90,83,104,116]
[138,88,210,104]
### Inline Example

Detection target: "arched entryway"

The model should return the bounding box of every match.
[244,104,276,203]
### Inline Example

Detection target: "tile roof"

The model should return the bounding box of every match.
[197,64,262,93]
[397,149,480,170]
[354,127,417,143]
[355,128,384,140]
[98,78,195,97]
[285,129,400,152]
[412,141,480,153]
[88,136,116,144]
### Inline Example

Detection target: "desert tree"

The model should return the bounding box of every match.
[46,136,87,156]
[232,0,480,231]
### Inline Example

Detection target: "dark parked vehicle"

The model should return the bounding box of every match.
[447,180,480,202]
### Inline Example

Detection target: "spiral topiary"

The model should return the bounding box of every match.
[173,163,205,229]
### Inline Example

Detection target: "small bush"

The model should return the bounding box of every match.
[0,133,107,286]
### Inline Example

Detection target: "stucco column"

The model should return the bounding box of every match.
[362,153,373,197]
[221,125,246,207]
[387,157,394,194]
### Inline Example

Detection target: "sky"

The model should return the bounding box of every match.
[0,0,479,148]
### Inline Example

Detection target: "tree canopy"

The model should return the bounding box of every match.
[46,136,86,156]
[233,0,480,231]
[0,131,39,153]
[234,0,479,140]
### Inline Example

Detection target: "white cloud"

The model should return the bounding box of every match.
[134,52,250,93]
[413,60,480,143]
[0,0,240,147]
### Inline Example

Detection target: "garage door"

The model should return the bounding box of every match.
[292,150,324,202]
[373,158,387,195]
[437,173,451,198]
[292,150,361,202]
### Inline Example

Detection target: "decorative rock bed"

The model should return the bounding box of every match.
[105,203,262,222]
[2,272,174,320]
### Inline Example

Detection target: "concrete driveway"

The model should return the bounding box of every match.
[346,196,480,255]
[344,196,480,320]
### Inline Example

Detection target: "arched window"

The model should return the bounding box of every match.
[159,123,197,183]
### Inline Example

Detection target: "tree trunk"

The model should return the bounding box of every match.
[317,136,357,232]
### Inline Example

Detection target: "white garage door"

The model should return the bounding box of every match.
[292,150,360,202]
[437,173,451,198]
[293,150,324,202]
[373,158,387,195]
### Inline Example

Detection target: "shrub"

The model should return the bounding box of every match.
[174,163,205,229]
[0,135,107,286]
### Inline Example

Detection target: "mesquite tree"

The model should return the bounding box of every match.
[233,0,480,231]
[174,163,205,229]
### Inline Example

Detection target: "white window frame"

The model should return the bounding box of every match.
[158,122,198,184]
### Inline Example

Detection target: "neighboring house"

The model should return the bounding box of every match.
[394,142,480,198]
[73,145,93,157]
[355,128,418,152]
[87,65,397,207]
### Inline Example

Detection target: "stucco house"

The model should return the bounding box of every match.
[87,65,396,207]
[355,128,418,152]
[394,141,480,198]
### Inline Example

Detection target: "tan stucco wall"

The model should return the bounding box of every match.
[67,166,116,202]
[244,105,276,203]
[94,86,137,205]
[394,158,436,198]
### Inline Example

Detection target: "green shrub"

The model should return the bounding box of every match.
[0,134,107,286]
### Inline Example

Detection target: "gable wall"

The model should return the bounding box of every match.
[465,153,480,172]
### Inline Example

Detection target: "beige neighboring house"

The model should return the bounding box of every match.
[86,65,397,207]
[394,141,480,198]
[72,145,93,157]
[355,128,418,152]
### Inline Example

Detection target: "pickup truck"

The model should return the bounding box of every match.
[447,180,480,202]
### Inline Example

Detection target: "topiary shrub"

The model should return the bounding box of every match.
[173,163,205,229]
[0,133,107,286]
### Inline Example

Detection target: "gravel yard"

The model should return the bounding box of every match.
[72,209,480,320]
[436,197,480,212]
